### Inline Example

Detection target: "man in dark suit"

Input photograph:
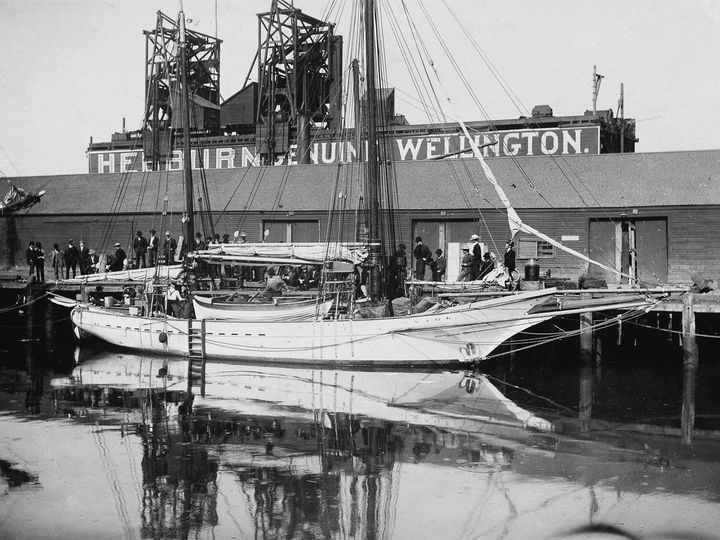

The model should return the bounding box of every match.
[147,229,160,266]
[504,240,516,275]
[469,234,483,279]
[78,240,90,275]
[25,241,36,279]
[133,230,148,268]
[63,239,80,278]
[110,242,127,272]
[412,236,432,281]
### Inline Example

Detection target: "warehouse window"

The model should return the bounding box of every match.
[518,238,554,259]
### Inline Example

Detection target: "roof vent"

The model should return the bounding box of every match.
[531,105,553,118]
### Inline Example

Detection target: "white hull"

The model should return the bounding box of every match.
[71,289,561,365]
[70,288,658,366]
[192,295,333,321]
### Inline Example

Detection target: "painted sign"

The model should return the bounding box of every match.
[87,126,600,174]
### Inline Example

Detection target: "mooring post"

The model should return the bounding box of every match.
[580,294,594,363]
[681,292,698,445]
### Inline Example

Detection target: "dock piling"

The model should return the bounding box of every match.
[681,293,698,445]
[580,294,594,363]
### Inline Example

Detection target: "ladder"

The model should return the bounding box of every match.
[187,319,206,397]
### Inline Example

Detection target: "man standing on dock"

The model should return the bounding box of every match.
[163,231,177,264]
[147,229,159,267]
[433,249,446,281]
[50,243,63,282]
[133,230,148,269]
[470,234,483,279]
[78,240,90,275]
[110,242,126,272]
[504,240,516,275]
[25,241,36,280]
[64,239,79,279]
[413,236,432,281]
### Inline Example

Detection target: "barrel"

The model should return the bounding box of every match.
[524,258,540,281]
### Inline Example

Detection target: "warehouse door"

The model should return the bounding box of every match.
[588,218,667,285]
[412,220,482,280]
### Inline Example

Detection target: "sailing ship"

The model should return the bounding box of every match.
[70,2,667,366]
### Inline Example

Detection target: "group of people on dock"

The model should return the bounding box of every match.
[25,238,96,282]
[411,234,516,285]
[23,229,183,282]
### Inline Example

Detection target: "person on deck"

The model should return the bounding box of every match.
[147,229,159,267]
[78,240,90,275]
[194,232,206,251]
[110,242,127,272]
[50,243,64,282]
[167,283,184,317]
[133,231,148,269]
[478,252,494,280]
[264,267,288,300]
[469,234,483,279]
[504,240,516,275]
[413,236,433,281]
[457,247,473,281]
[433,249,446,281]
[25,241,36,279]
[163,231,177,264]
[64,239,80,279]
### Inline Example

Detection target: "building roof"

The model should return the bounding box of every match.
[9,149,720,216]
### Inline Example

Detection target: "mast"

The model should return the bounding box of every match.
[179,11,195,250]
[364,0,381,299]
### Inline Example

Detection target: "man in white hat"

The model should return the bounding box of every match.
[469,234,482,279]
[163,231,177,264]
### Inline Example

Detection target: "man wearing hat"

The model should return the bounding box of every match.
[163,231,177,264]
[504,240,516,275]
[433,248,446,282]
[239,231,247,244]
[147,229,160,267]
[110,242,127,272]
[458,247,473,282]
[63,239,80,279]
[469,234,483,279]
[78,240,91,275]
[412,236,433,281]
[133,230,148,269]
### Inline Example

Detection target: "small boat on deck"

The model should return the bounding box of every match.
[192,294,333,321]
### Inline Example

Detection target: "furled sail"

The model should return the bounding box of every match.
[0,179,44,216]
[191,242,369,265]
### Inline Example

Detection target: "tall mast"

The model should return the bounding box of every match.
[364,0,381,299]
[179,11,195,249]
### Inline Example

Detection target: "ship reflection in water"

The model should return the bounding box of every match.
[2,348,720,539]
